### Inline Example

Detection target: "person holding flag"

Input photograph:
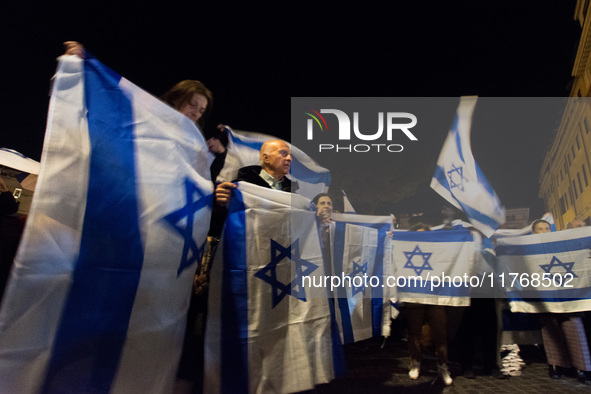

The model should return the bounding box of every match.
[531,219,591,384]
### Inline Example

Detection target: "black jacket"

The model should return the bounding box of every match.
[234,165,298,193]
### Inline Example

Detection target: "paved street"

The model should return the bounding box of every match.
[313,337,591,393]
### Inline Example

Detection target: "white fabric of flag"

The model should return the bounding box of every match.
[391,229,475,306]
[542,212,557,232]
[496,227,591,313]
[0,148,40,190]
[341,190,356,214]
[330,213,393,342]
[204,182,344,394]
[0,55,213,394]
[216,128,331,199]
[430,96,505,237]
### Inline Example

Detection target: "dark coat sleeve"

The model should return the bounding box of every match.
[0,192,18,215]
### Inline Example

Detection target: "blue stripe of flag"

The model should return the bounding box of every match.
[496,236,591,256]
[42,55,144,393]
[333,222,354,344]
[391,229,472,243]
[220,189,249,394]
[506,286,591,301]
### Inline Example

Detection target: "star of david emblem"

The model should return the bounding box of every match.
[539,256,578,278]
[403,245,433,276]
[447,163,465,192]
[163,178,212,277]
[254,239,319,308]
[347,259,369,296]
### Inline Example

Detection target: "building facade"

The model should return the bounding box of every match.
[539,0,591,230]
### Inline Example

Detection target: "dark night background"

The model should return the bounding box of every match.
[0,1,580,219]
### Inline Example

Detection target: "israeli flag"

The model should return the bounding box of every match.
[204,182,344,394]
[391,229,475,306]
[331,213,393,342]
[216,128,331,199]
[0,55,213,393]
[431,96,505,238]
[496,227,591,313]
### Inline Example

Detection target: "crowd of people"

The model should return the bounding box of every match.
[0,42,590,392]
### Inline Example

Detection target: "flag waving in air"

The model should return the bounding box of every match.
[0,54,213,393]
[430,97,505,237]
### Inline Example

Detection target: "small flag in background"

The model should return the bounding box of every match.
[0,54,213,394]
[430,96,505,238]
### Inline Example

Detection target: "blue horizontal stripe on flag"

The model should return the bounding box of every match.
[391,229,472,243]
[457,200,503,230]
[231,135,264,151]
[496,236,591,256]
[506,286,591,301]
[290,157,331,185]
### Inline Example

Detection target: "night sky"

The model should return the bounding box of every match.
[0,1,580,219]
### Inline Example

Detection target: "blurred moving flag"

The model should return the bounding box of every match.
[430,96,505,237]
[496,227,591,313]
[0,54,213,393]
[216,128,331,199]
[204,182,344,394]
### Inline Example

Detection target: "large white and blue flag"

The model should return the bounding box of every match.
[330,213,393,342]
[391,229,475,306]
[216,128,331,199]
[0,55,213,393]
[496,227,591,313]
[204,182,344,394]
[430,96,505,238]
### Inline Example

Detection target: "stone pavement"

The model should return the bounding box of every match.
[312,337,591,393]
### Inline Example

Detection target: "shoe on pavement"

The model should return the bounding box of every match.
[408,360,420,380]
[438,363,453,386]
[548,365,561,380]
[579,370,591,385]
